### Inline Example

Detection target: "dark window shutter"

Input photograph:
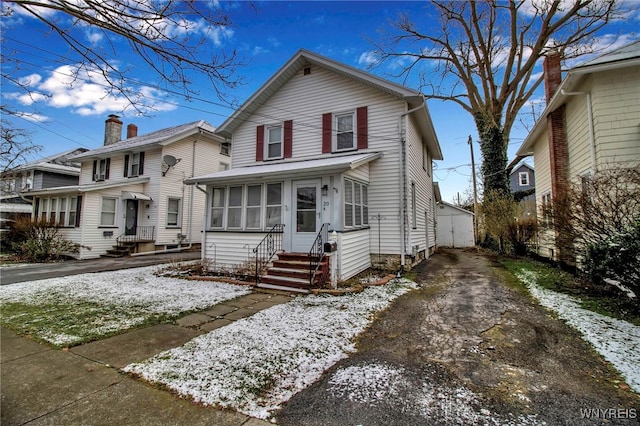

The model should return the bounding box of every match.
[75,195,82,227]
[357,106,368,149]
[124,155,129,177]
[105,158,111,180]
[256,125,264,161]
[139,152,145,175]
[322,113,332,153]
[92,160,97,181]
[34,198,40,217]
[284,120,293,158]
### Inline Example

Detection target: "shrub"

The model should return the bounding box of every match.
[583,220,640,298]
[481,191,537,255]
[5,217,79,262]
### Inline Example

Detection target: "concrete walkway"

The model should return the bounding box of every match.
[1,289,294,425]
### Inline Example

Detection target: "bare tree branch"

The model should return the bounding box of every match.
[2,0,245,115]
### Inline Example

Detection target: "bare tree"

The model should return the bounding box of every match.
[1,0,243,115]
[374,0,620,194]
[0,120,41,173]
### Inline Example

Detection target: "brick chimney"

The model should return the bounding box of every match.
[543,50,562,103]
[544,50,575,265]
[104,114,123,146]
[127,124,138,139]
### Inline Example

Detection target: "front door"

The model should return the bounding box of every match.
[125,199,138,236]
[292,179,321,252]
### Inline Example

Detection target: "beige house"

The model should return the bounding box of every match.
[514,41,640,263]
[28,116,227,259]
[187,49,443,291]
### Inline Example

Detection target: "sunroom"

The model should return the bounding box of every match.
[186,152,379,290]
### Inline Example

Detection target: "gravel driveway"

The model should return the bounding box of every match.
[277,249,639,425]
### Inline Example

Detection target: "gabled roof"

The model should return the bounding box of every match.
[515,41,640,158]
[7,148,88,176]
[215,49,443,160]
[72,120,218,160]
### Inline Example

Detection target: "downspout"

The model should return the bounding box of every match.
[194,183,208,260]
[397,103,424,275]
[561,89,596,175]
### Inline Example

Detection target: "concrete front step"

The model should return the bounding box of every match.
[256,282,310,293]
[260,274,311,289]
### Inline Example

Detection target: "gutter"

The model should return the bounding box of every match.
[397,103,424,274]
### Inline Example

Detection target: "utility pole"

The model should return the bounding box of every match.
[469,135,479,244]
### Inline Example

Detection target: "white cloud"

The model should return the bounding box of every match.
[206,25,234,46]
[252,46,269,55]
[358,50,379,66]
[268,36,280,48]
[6,63,177,116]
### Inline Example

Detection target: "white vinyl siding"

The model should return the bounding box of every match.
[337,229,371,280]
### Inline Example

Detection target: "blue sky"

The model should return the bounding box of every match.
[2,1,638,203]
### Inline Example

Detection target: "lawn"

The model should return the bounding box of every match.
[0,265,251,347]
[124,279,418,420]
[502,259,640,393]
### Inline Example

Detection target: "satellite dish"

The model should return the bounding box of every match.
[163,155,177,166]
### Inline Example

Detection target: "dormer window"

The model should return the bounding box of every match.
[519,171,529,186]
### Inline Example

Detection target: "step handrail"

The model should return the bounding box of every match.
[308,223,329,286]
[253,224,285,284]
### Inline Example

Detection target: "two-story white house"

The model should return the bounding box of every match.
[514,41,640,264]
[27,116,227,258]
[186,49,443,291]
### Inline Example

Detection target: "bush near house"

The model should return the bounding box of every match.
[542,166,640,298]
[4,217,79,262]
[481,191,537,255]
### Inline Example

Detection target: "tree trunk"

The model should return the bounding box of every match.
[475,114,509,195]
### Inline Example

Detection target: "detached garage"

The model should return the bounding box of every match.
[436,202,475,248]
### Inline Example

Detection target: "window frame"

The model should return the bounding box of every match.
[100,196,118,227]
[411,182,417,229]
[334,111,356,152]
[344,178,369,230]
[130,152,141,177]
[519,171,530,186]
[96,158,108,181]
[208,183,284,231]
[265,124,283,160]
[166,197,182,228]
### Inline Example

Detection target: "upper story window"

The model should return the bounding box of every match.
[519,172,529,186]
[336,113,355,151]
[124,152,144,177]
[93,158,111,181]
[221,142,230,156]
[267,125,283,160]
[323,106,368,154]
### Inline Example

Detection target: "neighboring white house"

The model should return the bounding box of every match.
[436,202,475,248]
[513,41,640,264]
[27,116,227,259]
[186,49,443,291]
[1,148,87,220]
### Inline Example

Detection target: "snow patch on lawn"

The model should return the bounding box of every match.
[124,279,417,420]
[516,270,640,393]
[0,265,251,345]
